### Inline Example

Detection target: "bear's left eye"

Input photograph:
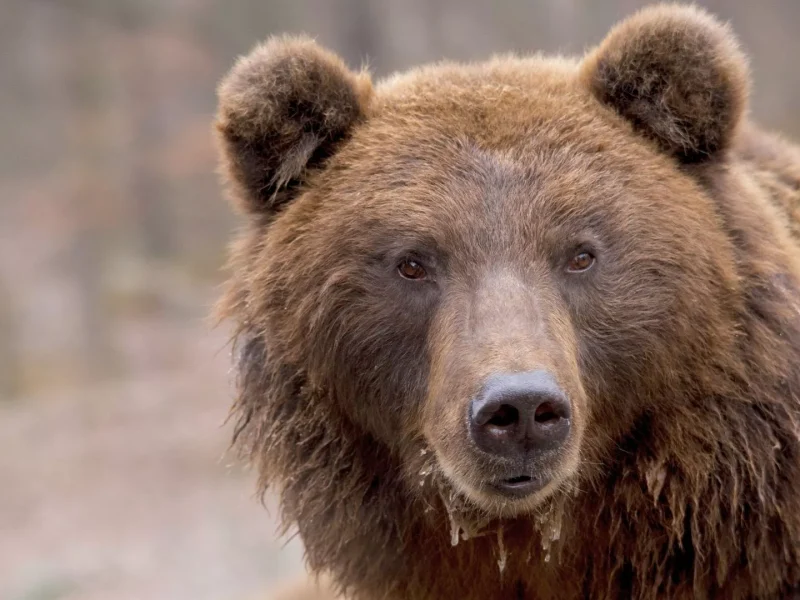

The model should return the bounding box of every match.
[398,258,428,280]
[567,251,595,273]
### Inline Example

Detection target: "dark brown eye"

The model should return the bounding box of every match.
[398,258,427,280]
[567,251,595,273]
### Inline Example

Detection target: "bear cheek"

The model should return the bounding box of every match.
[309,286,435,450]
[419,337,473,471]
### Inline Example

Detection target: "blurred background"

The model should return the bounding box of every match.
[1,1,798,599]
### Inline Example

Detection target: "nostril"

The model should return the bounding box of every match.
[486,404,519,428]
[534,402,560,424]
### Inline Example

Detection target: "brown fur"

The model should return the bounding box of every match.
[214,5,800,599]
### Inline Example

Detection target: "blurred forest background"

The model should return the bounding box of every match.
[1,1,798,599]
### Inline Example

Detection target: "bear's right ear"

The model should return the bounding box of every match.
[215,36,373,216]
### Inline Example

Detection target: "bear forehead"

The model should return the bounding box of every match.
[315,56,681,210]
[312,58,684,220]
[367,56,620,148]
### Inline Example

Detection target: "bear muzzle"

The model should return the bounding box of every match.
[469,370,572,498]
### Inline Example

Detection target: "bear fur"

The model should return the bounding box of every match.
[214,4,800,599]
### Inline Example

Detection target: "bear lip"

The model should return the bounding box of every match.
[489,474,548,499]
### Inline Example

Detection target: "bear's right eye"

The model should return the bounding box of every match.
[398,258,428,280]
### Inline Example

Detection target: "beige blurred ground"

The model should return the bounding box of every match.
[1,1,798,599]
[0,307,307,600]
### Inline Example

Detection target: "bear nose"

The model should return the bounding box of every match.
[469,370,571,459]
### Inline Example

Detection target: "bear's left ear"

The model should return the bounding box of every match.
[579,5,749,163]
[215,36,373,216]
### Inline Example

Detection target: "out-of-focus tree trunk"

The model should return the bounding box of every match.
[66,11,118,381]
[130,31,173,263]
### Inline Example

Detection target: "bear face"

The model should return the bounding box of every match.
[218,4,745,514]
[215,5,800,599]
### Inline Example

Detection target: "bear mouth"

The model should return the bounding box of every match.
[489,474,546,499]
[505,475,532,485]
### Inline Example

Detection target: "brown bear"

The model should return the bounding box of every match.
[213,4,800,599]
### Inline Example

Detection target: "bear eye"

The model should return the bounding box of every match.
[398,258,427,280]
[567,251,595,273]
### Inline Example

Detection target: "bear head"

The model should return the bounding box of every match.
[214,6,800,594]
